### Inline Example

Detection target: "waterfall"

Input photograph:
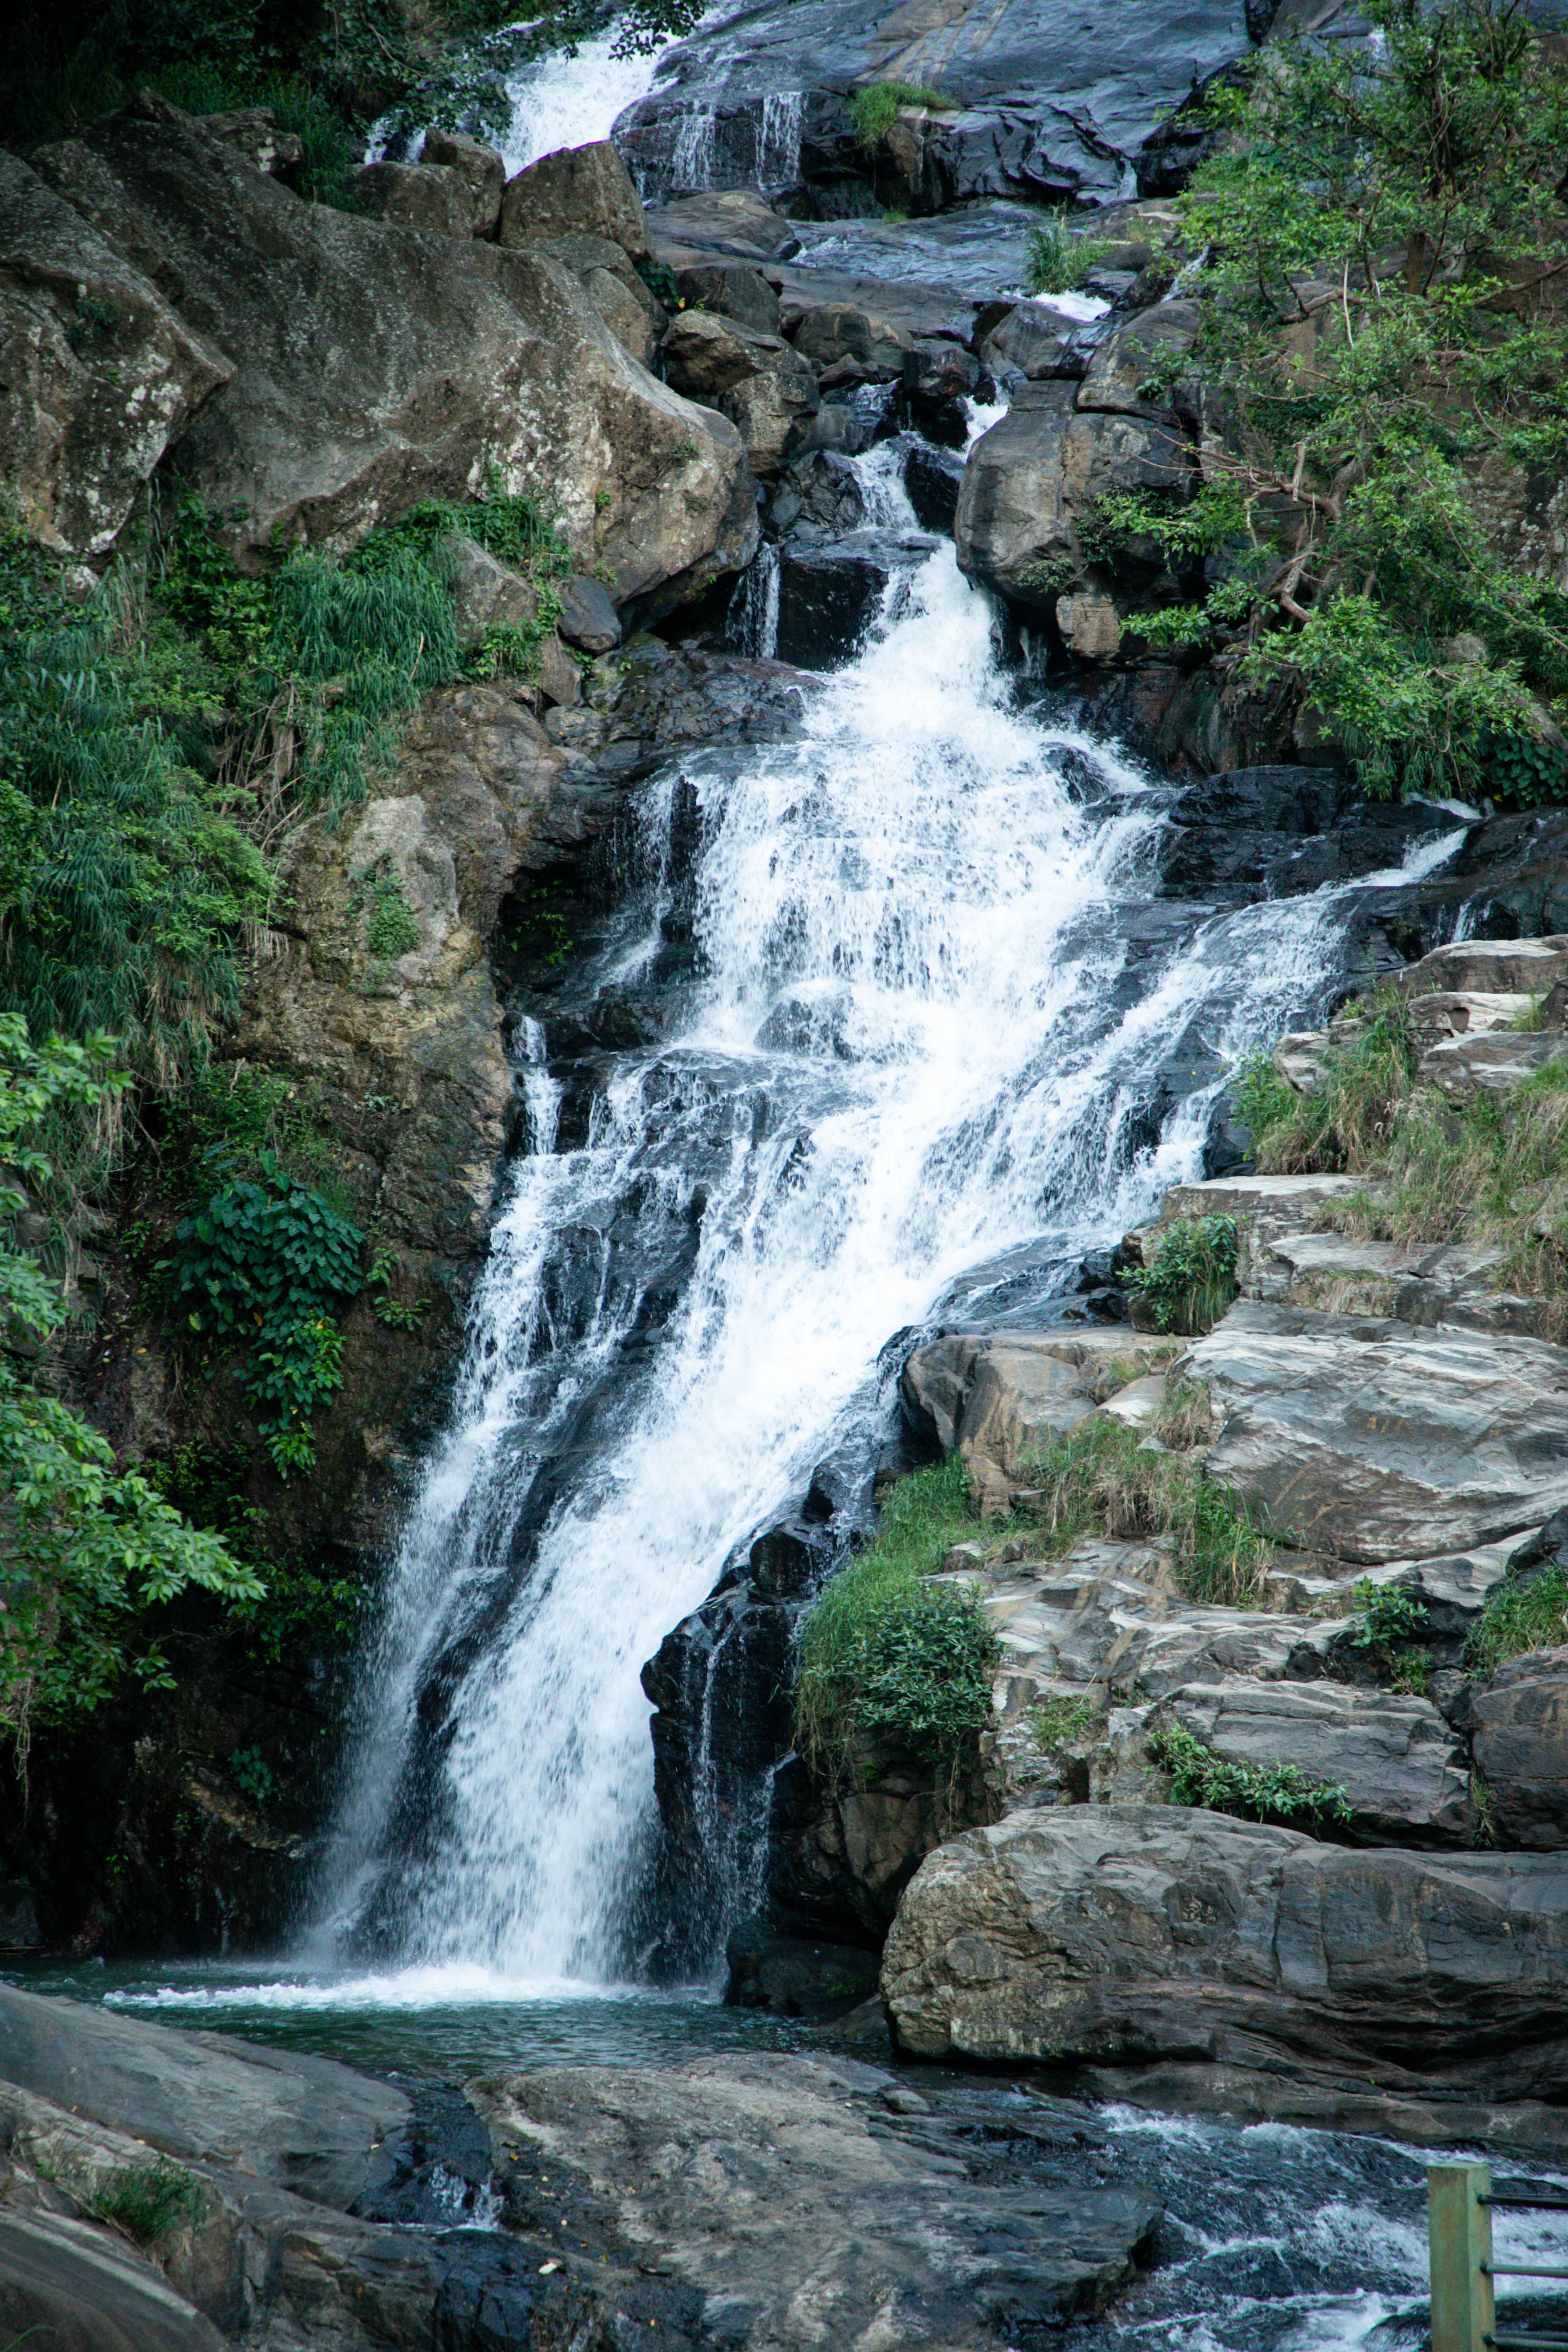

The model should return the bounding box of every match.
[315,514,1456,1988]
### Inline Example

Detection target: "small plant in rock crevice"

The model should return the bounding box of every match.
[1122,1214,1239,1334]
[849,80,952,151]
[1350,1577,1432,1692]
[86,2156,203,2248]
[1148,1717,1353,1826]
[1467,1563,1568,1673]
[1024,217,1115,297]
[1018,1415,1271,1608]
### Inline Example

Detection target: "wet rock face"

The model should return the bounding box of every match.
[616,0,1268,210]
[1471,1645,1568,1849]
[23,96,751,609]
[883,1805,1568,2100]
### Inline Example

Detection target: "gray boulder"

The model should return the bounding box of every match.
[980,297,1082,382]
[27,97,750,607]
[1472,1644,1568,1849]
[354,158,474,239]
[954,378,1190,612]
[901,1328,1177,1512]
[556,573,622,652]
[445,532,539,645]
[1187,1299,1568,1562]
[497,137,649,258]
[0,2205,227,2352]
[663,306,819,475]
[1389,933,1568,998]
[1419,1029,1568,1100]
[793,299,911,378]
[882,1805,1568,2099]
[0,150,232,556]
[644,189,802,265]
[421,126,505,238]
[194,105,302,179]
[1155,1680,1477,1846]
[1077,299,1201,417]
[674,262,782,333]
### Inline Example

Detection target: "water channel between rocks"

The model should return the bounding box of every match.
[23,28,1568,2352]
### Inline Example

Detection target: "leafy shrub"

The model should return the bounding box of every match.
[0,1018,259,1752]
[850,81,950,150]
[162,1155,364,1471]
[1148,1717,1352,1825]
[1122,1214,1238,1334]
[1024,218,1113,297]
[89,2157,203,2247]
[349,859,420,959]
[229,1744,273,1805]
[795,1457,998,1778]
[1021,1414,1271,1607]
[1468,1566,1568,1674]
[1029,1694,1101,1751]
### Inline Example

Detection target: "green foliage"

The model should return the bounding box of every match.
[229,1743,273,1804]
[1020,1414,1271,1607]
[795,1458,998,1778]
[143,1439,362,1657]
[161,1155,364,1470]
[88,2157,203,2247]
[349,859,420,959]
[1467,1564,1568,1673]
[1350,1575,1432,1690]
[850,81,951,151]
[1120,0,1568,799]
[368,1248,426,1329]
[1148,1717,1353,1825]
[1024,217,1114,297]
[0,1018,260,1751]
[1016,555,1081,599]
[1234,987,1418,1175]
[1122,1214,1239,1335]
[1029,1694,1101,1751]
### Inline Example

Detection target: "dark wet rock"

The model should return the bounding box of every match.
[567,635,812,777]
[773,262,976,348]
[1155,766,1463,901]
[497,137,649,258]
[794,298,912,377]
[354,158,474,239]
[469,2054,1163,2344]
[884,1804,1568,2101]
[1077,299,1201,417]
[980,296,1086,383]
[1472,1646,1568,1850]
[770,1747,990,1941]
[673,261,782,332]
[776,529,935,667]
[763,445,868,542]
[1152,1680,1477,1847]
[1187,1300,1568,1564]
[904,439,966,533]
[0,148,232,558]
[955,379,1190,612]
[725,1922,881,2012]
[645,189,802,265]
[556,572,623,652]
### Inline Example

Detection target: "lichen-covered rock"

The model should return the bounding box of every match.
[882,1805,1568,2100]
[354,159,474,239]
[0,150,232,555]
[1472,1645,1568,1850]
[28,97,751,607]
[497,138,649,259]
[421,126,505,237]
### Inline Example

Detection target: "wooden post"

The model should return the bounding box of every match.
[1430,2162,1494,2352]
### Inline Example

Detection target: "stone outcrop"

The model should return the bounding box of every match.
[661,306,819,477]
[882,1806,1568,2102]
[21,98,752,609]
[497,138,650,259]
[0,148,232,557]
[1471,1645,1568,1849]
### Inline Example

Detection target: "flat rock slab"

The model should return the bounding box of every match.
[469,2052,1161,2345]
[0,1983,407,2210]
[1390,934,1568,997]
[1157,1679,1476,1846]
[883,1805,1568,2100]
[1185,1299,1568,1563]
[0,2205,226,2352]
[1419,1030,1568,1099]
[1472,1643,1568,1849]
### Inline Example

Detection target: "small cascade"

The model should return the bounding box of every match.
[726,541,780,659]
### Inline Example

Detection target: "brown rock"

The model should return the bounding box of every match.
[420,126,504,237]
[662,308,818,479]
[354,160,474,240]
[497,138,649,259]
[793,301,912,379]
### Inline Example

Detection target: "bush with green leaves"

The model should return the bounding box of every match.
[0,1017,260,1752]
[88,2157,203,2247]
[795,1457,998,1780]
[162,1153,365,1471]
[1100,0,1568,802]
[1148,1717,1352,1826]
[849,81,951,151]
[1122,1213,1239,1334]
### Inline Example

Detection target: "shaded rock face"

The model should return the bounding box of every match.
[25,97,752,610]
[661,305,819,477]
[882,1805,1568,2102]
[616,0,1268,210]
[1186,1300,1568,1563]
[1472,1645,1568,1849]
[1153,766,1463,902]
[497,137,650,259]
[469,2053,1163,2346]
[0,150,232,556]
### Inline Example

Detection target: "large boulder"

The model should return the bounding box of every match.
[1472,1645,1568,1849]
[421,127,505,237]
[26,98,752,607]
[662,306,818,477]
[1186,1300,1568,1562]
[0,150,232,556]
[901,1329,1177,1512]
[882,1805,1568,2100]
[497,138,649,258]
[354,158,474,240]
[954,378,1190,614]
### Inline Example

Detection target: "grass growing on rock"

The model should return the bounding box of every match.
[794,1458,999,1780]
[1468,1566,1568,1673]
[88,2157,203,2248]
[1024,218,1114,297]
[1122,1213,1239,1334]
[1018,1414,1271,1608]
[849,81,952,149]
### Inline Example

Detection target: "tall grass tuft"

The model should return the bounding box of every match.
[1020,1415,1271,1607]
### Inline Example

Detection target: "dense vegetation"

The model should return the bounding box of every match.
[1091,0,1568,803]
[1122,1213,1239,1334]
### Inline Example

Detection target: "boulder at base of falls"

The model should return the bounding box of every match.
[1471,1645,1568,1849]
[661,307,819,478]
[953,379,1190,617]
[469,2054,1162,2346]
[21,99,753,609]
[882,1806,1568,2104]
[774,530,936,668]
[1185,1300,1568,1563]
[496,137,650,259]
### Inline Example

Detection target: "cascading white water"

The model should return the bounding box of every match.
[498,17,678,174]
[317,507,1463,1986]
